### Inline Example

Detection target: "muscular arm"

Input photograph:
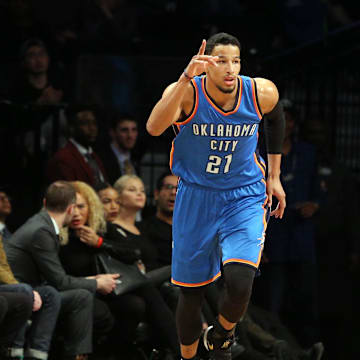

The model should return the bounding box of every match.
[147,40,218,136]
[146,75,193,136]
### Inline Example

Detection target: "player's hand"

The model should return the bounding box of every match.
[184,40,218,78]
[266,176,286,219]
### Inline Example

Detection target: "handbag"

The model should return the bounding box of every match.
[95,251,148,296]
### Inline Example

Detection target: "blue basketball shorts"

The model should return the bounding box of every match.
[171,179,269,287]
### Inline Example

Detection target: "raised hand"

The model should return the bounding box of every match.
[78,225,98,247]
[184,40,218,78]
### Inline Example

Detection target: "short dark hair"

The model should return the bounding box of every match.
[44,181,76,213]
[66,104,98,127]
[111,112,137,130]
[156,171,173,191]
[93,181,112,193]
[205,32,241,55]
[19,38,48,60]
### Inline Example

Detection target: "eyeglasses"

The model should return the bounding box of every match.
[161,184,178,191]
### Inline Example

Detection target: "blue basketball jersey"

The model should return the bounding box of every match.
[170,75,266,190]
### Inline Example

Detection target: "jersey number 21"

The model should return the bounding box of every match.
[206,154,233,174]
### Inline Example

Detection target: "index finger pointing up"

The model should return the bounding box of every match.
[197,39,206,55]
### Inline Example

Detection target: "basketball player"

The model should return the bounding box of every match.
[146,33,286,360]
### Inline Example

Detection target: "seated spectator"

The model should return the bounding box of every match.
[59,180,145,357]
[96,182,120,223]
[0,189,12,241]
[95,178,181,356]
[46,105,107,187]
[6,38,68,156]
[0,234,61,360]
[0,291,33,359]
[141,172,177,267]
[5,181,116,360]
[8,38,64,106]
[112,175,158,271]
[96,113,139,185]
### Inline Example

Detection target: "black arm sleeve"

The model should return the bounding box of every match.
[263,102,285,154]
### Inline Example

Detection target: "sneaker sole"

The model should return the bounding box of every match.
[203,325,214,351]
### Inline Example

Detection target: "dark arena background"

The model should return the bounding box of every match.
[0,1,359,360]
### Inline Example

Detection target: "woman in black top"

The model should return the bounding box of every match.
[60,180,180,357]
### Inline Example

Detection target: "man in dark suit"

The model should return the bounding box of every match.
[97,113,139,185]
[46,105,107,187]
[6,181,119,360]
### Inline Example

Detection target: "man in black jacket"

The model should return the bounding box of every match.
[6,181,119,360]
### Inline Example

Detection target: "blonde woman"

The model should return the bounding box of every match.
[107,175,181,357]
[112,175,159,272]
[59,181,147,356]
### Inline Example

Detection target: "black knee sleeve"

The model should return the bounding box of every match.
[220,264,256,323]
[176,286,207,345]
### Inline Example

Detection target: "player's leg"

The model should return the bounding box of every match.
[172,180,222,359]
[219,264,256,324]
[203,265,256,360]
[176,286,207,359]
[204,180,267,359]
